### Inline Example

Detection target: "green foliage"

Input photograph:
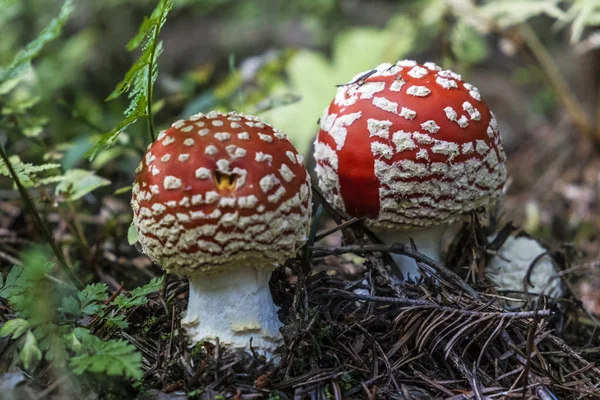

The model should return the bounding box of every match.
[60,283,109,316]
[0,155,61,187]
[55,169,111,201]
[451,22,488,66]
[69,328,143,380]
[86,0,174,160]
[0,0,73,93]
[0,248,162,379]
[113,276,163,309]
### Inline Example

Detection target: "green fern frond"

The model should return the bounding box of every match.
[0,155,61,187]
[70,328,143,380]
[0,0,73,90]
[86,0,173,160]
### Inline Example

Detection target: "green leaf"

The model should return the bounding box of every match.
[20,331,42,369]
[70,328,143,380]
[0,0,73,87]
[105,313,129,329]
[0,318,29,339]
[0,249,54,300]
[60,295,80,316]
[451,22,488,66]
[35,324,68,367]
[0,155,61,188]
[55,169,111,201]
[86,0,173,159]
[112,276,164,310]
[60,282,108,317]
[127,223,138,245]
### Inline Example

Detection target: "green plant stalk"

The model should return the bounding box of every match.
[146,26,160,143]
[0,139,83,290]
[66,201,90,258]
[517,23,593,139]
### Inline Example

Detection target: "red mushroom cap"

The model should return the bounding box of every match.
[314,60,507,230]
[132,111,312,275]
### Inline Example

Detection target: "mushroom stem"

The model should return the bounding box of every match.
[182,266,283,359]
[377,225,446,282]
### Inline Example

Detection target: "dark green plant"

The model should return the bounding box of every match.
[86,0,174,159]
[0,247,163,379]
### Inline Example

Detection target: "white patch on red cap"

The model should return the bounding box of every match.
[172,120,186,129]
[255,152,273,163]
[286,151,297,164]
[476,140,490,154]
[205,145,218,156]
[367,119,393,139]
[436,77,458,89]
[463,82,481,101]
[371,142,394,159]
[389,78,405,92]
[358,81,386,99]
[444,106,458,122]
[421,120,440,134]
[406,86,431,97]
[391,131,417,152]
[195,167,211,179]
[462,142,474,154]
[327,112,362,151]
[407,66,429,78]
[164,176,182,190]
[258,133,273,143]
[399,107,416,120]
[259,174,280,193]
[462,101,481,121]
[214,132,231,142]
[373,97,398,114]
[279,164,295,182]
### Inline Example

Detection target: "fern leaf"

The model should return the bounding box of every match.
[0,0,73,88]
[70,328,143,380]
[0,155,61,188]
[112,275,164,309]
[20,331,42,369]
[86,0,173,160]
[60,282,108,317]
[0,318,30,339]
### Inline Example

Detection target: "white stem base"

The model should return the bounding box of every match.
[181,266,283,359]
[377,226,446,282]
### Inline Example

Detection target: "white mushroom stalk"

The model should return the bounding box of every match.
[377,226,447,281]
[182,266,282,356]
[131,111,312,360]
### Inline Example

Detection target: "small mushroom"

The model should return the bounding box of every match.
[487,234,564,305]
[131,111,312,358]
[314,60,507,281]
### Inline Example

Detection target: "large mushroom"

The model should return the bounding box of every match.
[314,60,507,281]
[131,111,312,357]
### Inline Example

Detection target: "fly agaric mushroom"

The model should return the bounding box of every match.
[131,111,311,357]
[314,60,507,281]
